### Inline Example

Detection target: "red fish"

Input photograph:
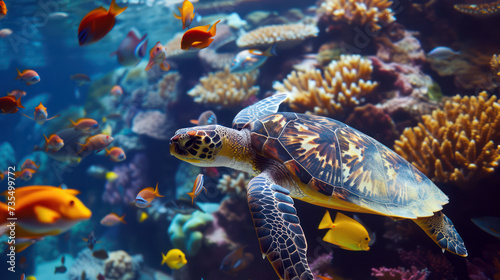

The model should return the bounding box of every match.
[0,1,7,20]
[111,29,148,66]
[145,42,170,71]
[173,0,195,30]
[135,183,164,208]
[70,118,99,133]
[78,0,127,46]
[77,134,114,154]
[0,95,24,114]
[110,85,123,96]
[21,102,60,125]
[100,213,126,226]
[105,147,126,162]
[181,20,220,51]
[43,134,65,152]
[16,68,40,85]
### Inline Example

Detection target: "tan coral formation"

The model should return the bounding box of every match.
[157,72,181,100]
[318,0,396,31]
[394,92,500,187]
[273,54,378,118]
[188,67,259,107]
[490,54,500,76]
[104,250,136,280]
[217,171,252,196]
[236,23,319,49]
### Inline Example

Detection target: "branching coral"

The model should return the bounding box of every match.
[394,92,500,187]
[236,23,319,49]
[156,71,181,101]
[273,54,378,118]
[318,0,396,31]
[188,67,259,107]
[217,171,252,196]
[371,266,428,280]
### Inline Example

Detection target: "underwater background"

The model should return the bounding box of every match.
[1,0,500,279]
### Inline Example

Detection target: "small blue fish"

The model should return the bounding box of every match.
[190,110,217,126]
[427,46,460,59]
[230,43,276,74]
[471,216,500,238]
[187,174,206,205]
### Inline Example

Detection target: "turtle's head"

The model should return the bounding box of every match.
[169,125,224,166]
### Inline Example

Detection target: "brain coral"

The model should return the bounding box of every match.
[236,23,319,49]
[188,67,259,107]
[273,54,378,118]
[318,0,396,31]
[394,92,500,187]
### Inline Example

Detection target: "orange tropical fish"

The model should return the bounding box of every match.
[100,213,126,226]
[43,134,64,152]
[21,159,39,170]
[105,147,126,162]
[78,0,127,46]
[181,20,220,51]
[16,68,40,85]
[0,95,24,114]
[7,90,26,99]
[173,0,195,30]
[0,173,4,182]
[145,41,170,71]
[135,183,164,208]
[0,186,92,251]
[70,118,99,132]
[110,85,123,96]
[77,134,114,154]
[14,168,37,181]
[21,102,60,125]
[0,1,7,20]
[187,174,206,205]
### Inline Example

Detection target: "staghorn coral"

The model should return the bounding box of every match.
[217,170,251,196]
[236,23,319,49]
[273,54,378,119]
[490,54,500,76]
[318,0,396,31]
[394,92,500,187]
[188,67,259,108]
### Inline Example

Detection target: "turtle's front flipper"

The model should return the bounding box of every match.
[247,173,313,280]
[232,93,289,130]
[413,211,467,257]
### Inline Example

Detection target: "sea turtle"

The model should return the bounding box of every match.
[169,93,467,280]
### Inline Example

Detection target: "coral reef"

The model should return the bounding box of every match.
[310,252,334,279]
[371,266,428,280]
[168,211,214,256]
[102,153,148,205]
[104,250,142,280]
[428,50,498,91]
[398,248,455,279]
[216,171,251,197]
[188,67,259,108]
[156,72,181,102]
[236,23,319,49]
[394,92,500,187]
[318,0,396,31]
[273,54,378,119]
[132,110,173,140]
[68,249,105,280]
[375,28,426,65]
[175,162,202,200]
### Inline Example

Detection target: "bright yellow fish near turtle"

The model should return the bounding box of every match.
[318,211,372,251]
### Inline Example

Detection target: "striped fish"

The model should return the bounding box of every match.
[187,174,206,205]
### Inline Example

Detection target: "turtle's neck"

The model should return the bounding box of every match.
[215,126,257,174]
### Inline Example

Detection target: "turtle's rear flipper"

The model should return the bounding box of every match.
[247,173,314,280]
[414,211,467,257]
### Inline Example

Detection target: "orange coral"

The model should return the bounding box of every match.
[318,0,396,31]
[490,54,500,76]
[394,92,500,187]
[273,54,378,118]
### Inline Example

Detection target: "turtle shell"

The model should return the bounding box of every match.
[248,112,448,219]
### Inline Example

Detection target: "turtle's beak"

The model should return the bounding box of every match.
[169,134,201,164]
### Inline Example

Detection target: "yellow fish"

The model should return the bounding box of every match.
[161,248,187,269]
[139,212,148,223]
[318,211,372,251]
